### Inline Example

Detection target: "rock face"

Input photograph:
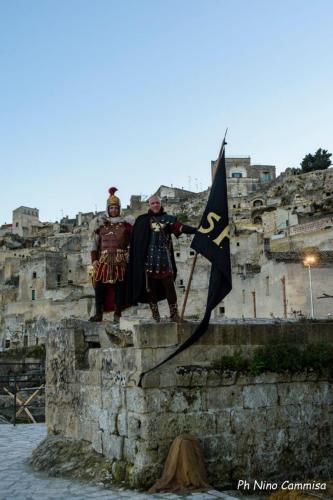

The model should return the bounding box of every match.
[41,318,333,489]
[29,435,114,484]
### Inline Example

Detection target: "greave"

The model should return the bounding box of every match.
[149,303,161,323]
[89,303,103,322]
[169,303,180,322]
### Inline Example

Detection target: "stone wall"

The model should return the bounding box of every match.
[46,319,333,488]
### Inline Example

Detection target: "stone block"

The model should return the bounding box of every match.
[140,371,160,388]
[158,388,205,413]
[312,381,333,405]
[279,322,308,344]
[76,369,101,386]
[102,433,124,460]
[175,367,193,387]
[135,348,156,372]
[139,413,187,440]
[101,385,126,411]
[111,460,127,482]
[202,433,236,461]
[306,369,321,382]
[133,322,178,348]
[290,371,308,382]
[92,429,103,454]
[249,324,278,345]
[206,369,222,387]
[230,408,266,433]
[220,370,237,386]
[126,387,148,413]
[191,368,208,386]
[206,386,243,410]
[159,368,177,387]
[168,391,195,413]
[183,411,217,435]
[215,409,231,433]
[123,437,138,461]
[87,348,100,370]
[127,413,142,437]
[277,382,313,405]
[214,323,251,345]
[98,409,117,435]
[243,384,278,409]
[147,388,169,412]
[154,346,184,366]
[135,448,159,468]
[190,345,231,364]
[109,347,136,371]
[117,410,128,436]
[307,322,333,343]
[298,403,328,427]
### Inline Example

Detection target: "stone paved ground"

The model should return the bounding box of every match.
[0,424,242,500]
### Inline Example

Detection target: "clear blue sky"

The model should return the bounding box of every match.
[1,0,332,224]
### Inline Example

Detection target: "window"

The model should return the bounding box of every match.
[242,289,245,304]
[261,172,272,182]
[179,279,184,286]
[5,340,10,348]
[23,336,28,347]
[57,274,61,287]
[35,337,39,345]
[236,242,240,247]
[32,289,36,300]
[176,252,180,257]
[32,272,37,279]
[265,276,269,296]
[15,222,19,227]
[190,251,195,256]
[232,172,243,178]
[219,306,225,315]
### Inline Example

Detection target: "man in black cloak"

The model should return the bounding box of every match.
[127,195,196,322]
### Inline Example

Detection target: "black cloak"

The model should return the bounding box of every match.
[127,211,177,305]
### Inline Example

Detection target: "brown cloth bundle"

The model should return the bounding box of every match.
[149,434,211,493]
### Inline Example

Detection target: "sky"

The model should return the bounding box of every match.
[1,0,333,224]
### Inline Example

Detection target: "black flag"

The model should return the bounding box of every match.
[191,138,232,308]
[138,135,232,386]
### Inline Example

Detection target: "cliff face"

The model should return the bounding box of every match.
[1,168,333,349]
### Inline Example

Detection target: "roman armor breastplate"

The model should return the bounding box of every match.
[145,214,177,274]
[100,223,129,253]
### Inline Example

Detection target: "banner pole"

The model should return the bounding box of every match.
[180,252,198,320]
[180,128,228,321]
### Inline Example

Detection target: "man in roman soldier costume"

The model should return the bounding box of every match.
[127,195,196,322]
[89,187,133,323]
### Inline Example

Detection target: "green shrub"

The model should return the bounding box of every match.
[213,343,333,375]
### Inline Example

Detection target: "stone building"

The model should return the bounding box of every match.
[12,206,42,237]
[1,165,333,349]
[211,156,276,195]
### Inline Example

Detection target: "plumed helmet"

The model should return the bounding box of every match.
[107,187,121,207]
